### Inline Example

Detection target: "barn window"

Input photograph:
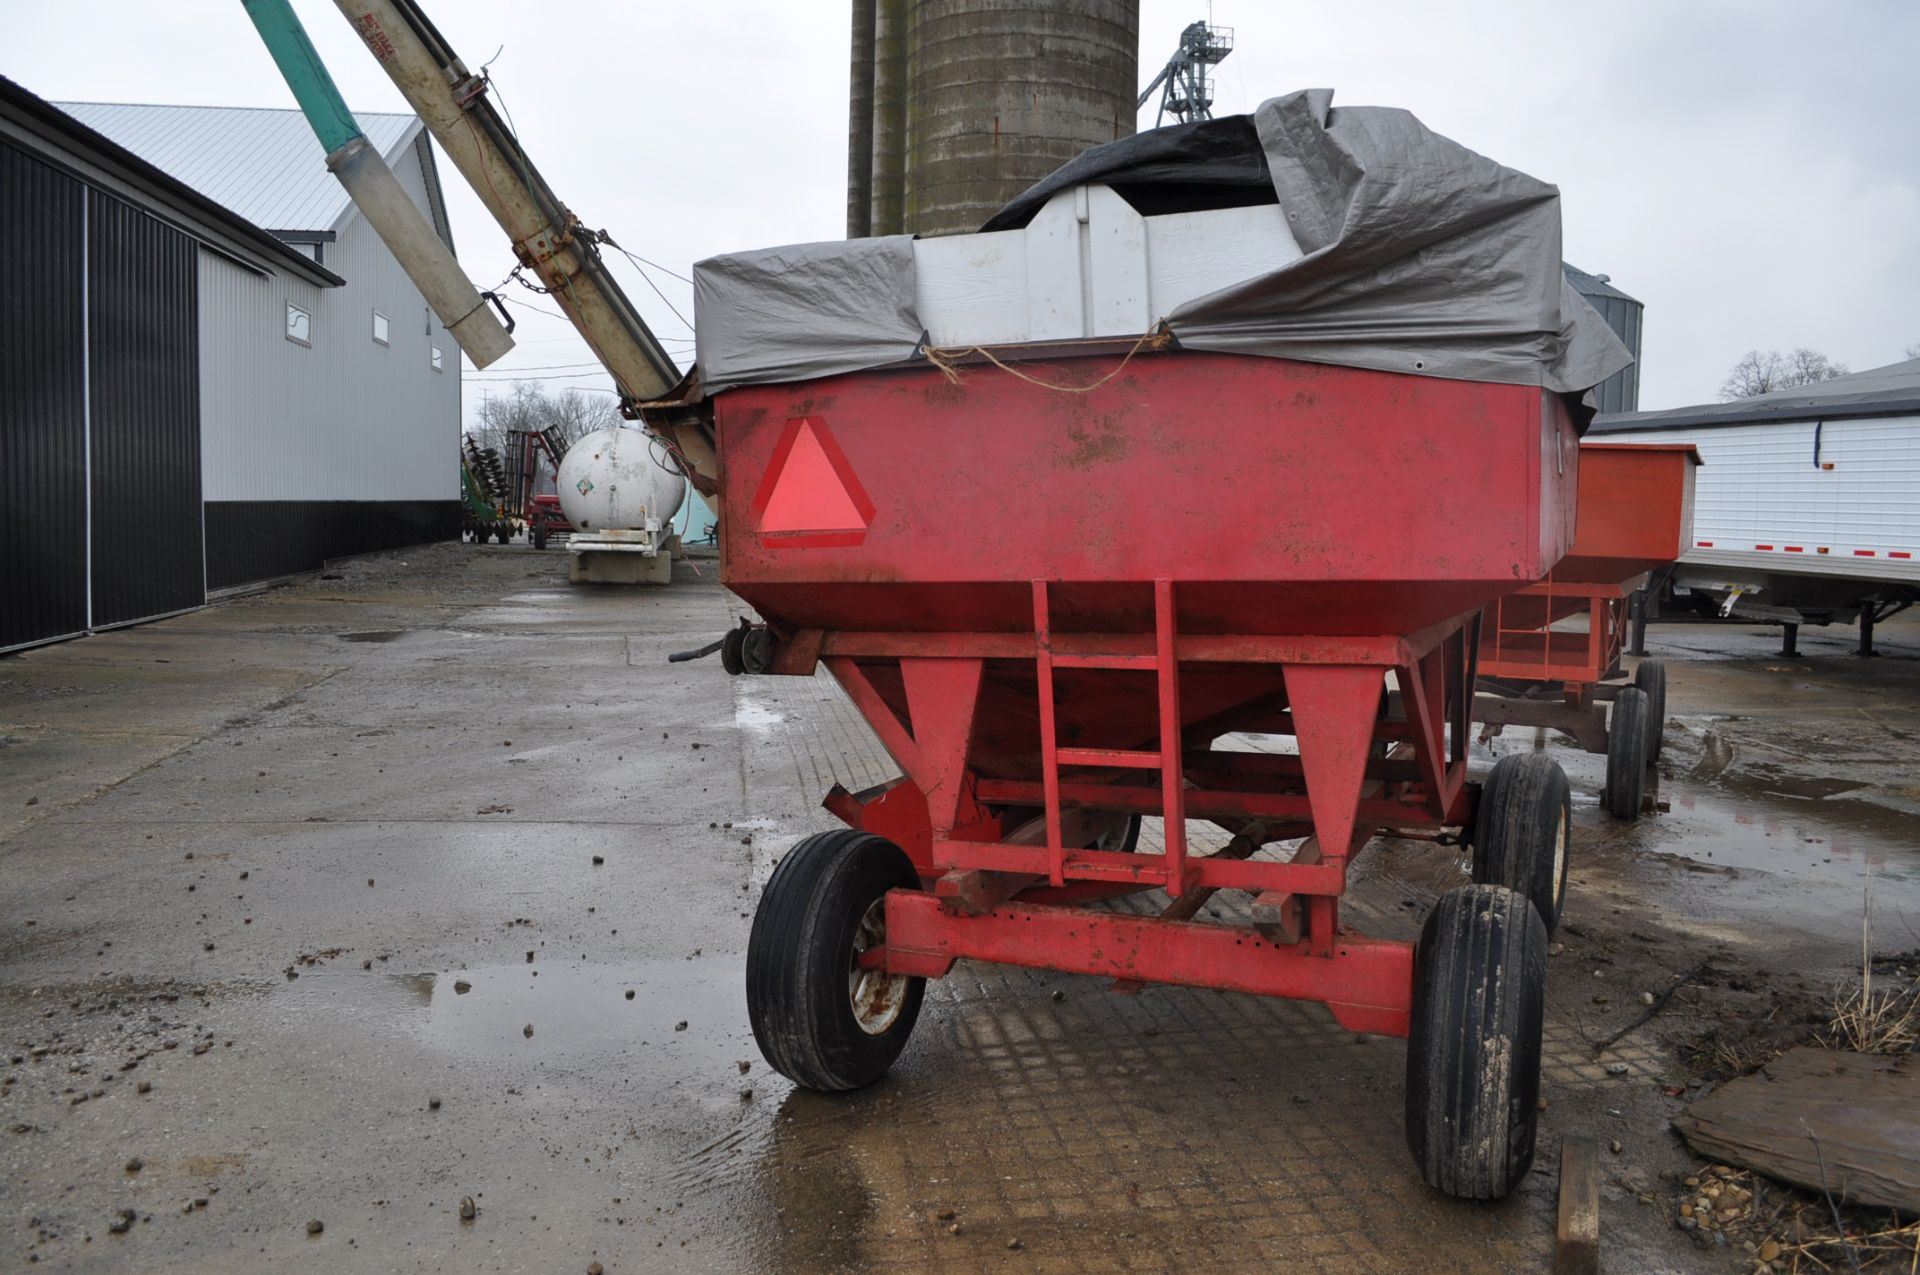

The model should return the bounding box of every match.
[285,302,311,347]
[372,310,390,346]
[431,344,444,372]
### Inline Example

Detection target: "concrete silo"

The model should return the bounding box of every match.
[849,0,1140,238]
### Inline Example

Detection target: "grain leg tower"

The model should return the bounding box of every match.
[849,0,1140,239]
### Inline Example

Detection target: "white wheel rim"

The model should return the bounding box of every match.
[849,896,910,1036]
[1551,804,1568,902]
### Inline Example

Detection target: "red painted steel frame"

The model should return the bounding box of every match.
[711,353,1579,1036]
[1479,578,1627,687]
[816,589,1480,1036]
[886,892,1416,1036]
[1478,442,1700,689]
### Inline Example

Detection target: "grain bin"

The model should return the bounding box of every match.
[850,0,1139,238]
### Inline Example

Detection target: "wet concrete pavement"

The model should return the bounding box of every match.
[3,545,1917,1272]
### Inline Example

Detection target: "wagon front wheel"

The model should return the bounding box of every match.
[1472,752,1571,933]
[1405,884,1548,1199]
[746,830,925,1091]
[1605,686,1650,819]
[1634,659,1668,758]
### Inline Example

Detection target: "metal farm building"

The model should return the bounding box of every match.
[1,76,461,654]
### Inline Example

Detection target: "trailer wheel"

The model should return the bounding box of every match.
[720,627,746,676]
[1405,884,1547,1200]
[1633,660,1667,759]
[532,526,548,551]
[746,830,925,1092]
[1604,687,1650,820]
[495,526,511,546]
[1472,753,1570,933]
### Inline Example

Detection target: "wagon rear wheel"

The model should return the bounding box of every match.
[1604,687,1650,820]
[1405,884,1547,1199]
[746,830,925,1091]
[1633,659,1668,758]
[1472,753,1571,933]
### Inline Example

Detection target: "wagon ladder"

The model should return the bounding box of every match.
[1031,578,1188,893]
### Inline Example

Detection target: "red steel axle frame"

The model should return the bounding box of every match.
[1479,575,1630,689]
[884,893,1416,1037]
[812,579,1485,1039]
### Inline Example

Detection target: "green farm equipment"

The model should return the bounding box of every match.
[461,436,515,545]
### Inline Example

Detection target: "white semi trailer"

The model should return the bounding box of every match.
[1590,357,1920,655]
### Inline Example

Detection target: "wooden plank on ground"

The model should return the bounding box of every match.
[1671,1046,1920,1213]
[1554,1136,1600,1275]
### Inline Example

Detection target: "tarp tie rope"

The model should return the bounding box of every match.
[922,325,1172,394]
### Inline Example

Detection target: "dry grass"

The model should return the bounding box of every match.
[1823,979,1920,1056]
[1777,1211,1920,1273]
[1821,867,1920,1057]
[1688,1026,1782,1082]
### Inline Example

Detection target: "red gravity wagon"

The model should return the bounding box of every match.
[700,352,1578,1198]
[1475,442,1701,818]
[658,90,1634,1199]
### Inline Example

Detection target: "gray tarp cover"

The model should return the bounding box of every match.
[693,89,1632,397]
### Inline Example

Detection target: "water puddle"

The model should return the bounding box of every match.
[1656,789,1917,889]
[278,958,758,1085]
[732,695,786,731]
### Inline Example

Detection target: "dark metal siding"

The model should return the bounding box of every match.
[1,141,89,652]
[86,190,204,627]
[1584,292,1643,415]
[204,500,460,591]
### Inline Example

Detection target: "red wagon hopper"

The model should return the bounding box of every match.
[1476,442,1702,817]
[653,90,1635,1198]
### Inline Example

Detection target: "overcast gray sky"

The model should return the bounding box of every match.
[10,1,1917,419]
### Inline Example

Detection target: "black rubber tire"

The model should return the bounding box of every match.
[1472,753,1571,933]
[1405,884,1548,1200]
[746,830,925,1091]
[532,527,548,551]
[719,627,746,676]
[495,526,511,546]
[1604,687,1650,820]
[1633,660,1668,759]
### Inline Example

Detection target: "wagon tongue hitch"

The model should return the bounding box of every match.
[667,620,772,675]
[666,638,725,664]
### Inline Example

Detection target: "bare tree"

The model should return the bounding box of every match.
[470,381,622,453]
[1719,347,1851,400]
[545,387,623,447]
[1905,341,1920,361]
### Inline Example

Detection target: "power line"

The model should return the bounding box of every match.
[616,254,693,331]
[474,359,606,372]
[498,291,692,341]
[464,371,619,383]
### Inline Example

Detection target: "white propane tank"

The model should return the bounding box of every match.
[556,427,686,534]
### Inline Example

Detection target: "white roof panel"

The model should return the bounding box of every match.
[53,101,419,233]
